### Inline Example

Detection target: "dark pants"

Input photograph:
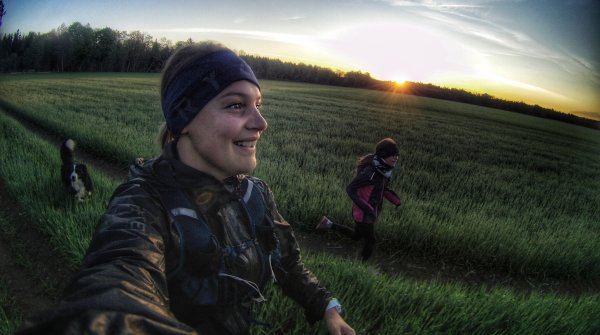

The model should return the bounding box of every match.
[332,215,376,260]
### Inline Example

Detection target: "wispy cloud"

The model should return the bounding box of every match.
[384,0,487,9]
[377,0,599,108]
[390,1,600,87]
[280,16,305,21]
[380,0,548,57]
[148,27,326,47]
[484,72,575,102]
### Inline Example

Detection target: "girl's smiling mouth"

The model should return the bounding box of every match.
[234,140,258,148]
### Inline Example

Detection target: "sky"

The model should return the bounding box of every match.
[2,0,599,120]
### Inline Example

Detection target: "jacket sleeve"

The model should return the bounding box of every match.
[260,181,332,324]
[18,182,197,335]
[346,167,375,215]
[384,188,401,206]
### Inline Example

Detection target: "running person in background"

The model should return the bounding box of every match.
[18,43,354,335]
[317,138,401,261]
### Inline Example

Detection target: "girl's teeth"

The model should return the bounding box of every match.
[235,141,254,148]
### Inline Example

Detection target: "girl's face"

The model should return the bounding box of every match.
[177,80,267,180]
[383,155,399,168]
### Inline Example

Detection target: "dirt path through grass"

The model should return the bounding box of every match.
[0,183,75,321]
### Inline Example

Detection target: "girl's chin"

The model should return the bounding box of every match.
[229,161,257,176]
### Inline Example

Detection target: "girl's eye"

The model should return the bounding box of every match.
[227,103,243,109]
[226,102,262,111]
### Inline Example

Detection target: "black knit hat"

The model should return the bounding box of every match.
[375,138,399,158]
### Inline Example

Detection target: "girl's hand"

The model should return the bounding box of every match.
[324,308,355,335]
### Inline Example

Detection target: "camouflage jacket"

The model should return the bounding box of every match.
[18,143,331,335]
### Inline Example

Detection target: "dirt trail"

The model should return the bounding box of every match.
[298,232,600,296]
[0,185,76,317]
[0,108,598,323]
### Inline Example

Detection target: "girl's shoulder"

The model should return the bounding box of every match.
[243,175,268,187]
[241,175,271,197]
[357,164,376,176]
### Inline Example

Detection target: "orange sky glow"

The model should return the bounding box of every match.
[4,0,599,120]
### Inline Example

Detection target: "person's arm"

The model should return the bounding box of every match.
[324,307,356,335]
[269,209,331,322]
[383,187,401,206]
[18,182,196,335]
[258,181,353,331]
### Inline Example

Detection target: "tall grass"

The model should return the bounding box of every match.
[0,111,120,264]
[0,73,162,164]
[0,78,599,334]
[1,73,599,279]
[253,253,600,334]
[0,282,20,335]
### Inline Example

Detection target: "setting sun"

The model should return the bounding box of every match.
[391,74,408,85]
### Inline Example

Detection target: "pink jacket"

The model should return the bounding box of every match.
[347,165,401,223]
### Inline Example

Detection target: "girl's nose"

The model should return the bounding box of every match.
[248,106,268,131]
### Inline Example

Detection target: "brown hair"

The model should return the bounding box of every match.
[155,122,173,152]
[355,154,375,175]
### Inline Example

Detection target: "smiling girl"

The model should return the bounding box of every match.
[19,43,354,335]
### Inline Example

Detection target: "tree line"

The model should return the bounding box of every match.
[0,21,597,130]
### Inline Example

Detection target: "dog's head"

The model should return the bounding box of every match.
[68,163,93,200]
[71,164,88,183]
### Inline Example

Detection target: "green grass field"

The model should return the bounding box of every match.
[0,283,19,335]
[0,73,599,334]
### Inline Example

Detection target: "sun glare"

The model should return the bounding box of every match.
[322,22,477,84]
[391,74,408,85]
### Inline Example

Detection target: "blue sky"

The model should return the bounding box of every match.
[2,0,599,119]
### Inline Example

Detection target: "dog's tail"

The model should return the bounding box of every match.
[60,139,75,165]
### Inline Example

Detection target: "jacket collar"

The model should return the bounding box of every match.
[149,142,243,192]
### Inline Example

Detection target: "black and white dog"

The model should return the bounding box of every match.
[60,139,93,201]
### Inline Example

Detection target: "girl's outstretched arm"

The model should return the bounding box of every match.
[324,308,355,335]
